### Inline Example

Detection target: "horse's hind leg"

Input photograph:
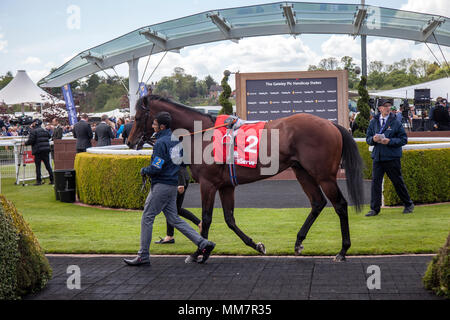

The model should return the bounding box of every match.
[292,166,327,255]
[219,186,265,254]
[319,179,351,262]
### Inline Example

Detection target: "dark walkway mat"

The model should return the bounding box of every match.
[25,255,442,300]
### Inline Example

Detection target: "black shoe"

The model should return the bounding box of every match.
[49,181,54,185]
[365,210,379,217]
[33,181,44,186]
[403,203,414,214]
[154,237,175,244]
[198,241,215,264]
[123,256,150,266]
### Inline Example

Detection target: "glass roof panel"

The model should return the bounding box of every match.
[149,13,215,38]
[293,2,358,24]
[220,3,285,27]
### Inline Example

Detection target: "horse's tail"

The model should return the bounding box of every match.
[334,124,364,212]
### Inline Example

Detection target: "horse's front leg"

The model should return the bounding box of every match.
[219,186,266,254]
[185,181,216,264]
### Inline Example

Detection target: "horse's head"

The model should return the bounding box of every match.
[127,95,155,150]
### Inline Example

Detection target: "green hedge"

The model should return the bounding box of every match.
[74,153,151,209]
[75,145,449,209]
[384,149,450,205]
[0,195,52,299]
[423,232,449,299]
[356,142,450,206]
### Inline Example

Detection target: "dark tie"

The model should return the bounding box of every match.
[381,118,385,128]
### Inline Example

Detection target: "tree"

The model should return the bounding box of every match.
[153,68,212,104]
[204,75,217,91]
[353,76,371,138]
[0,71,13,90]
[341,56,359,89]
[218,70,233,115]
[369,61,384,74]
[85,74,101,92]
[318,57,340,70]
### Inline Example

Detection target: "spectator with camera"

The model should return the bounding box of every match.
[24,119,54,186]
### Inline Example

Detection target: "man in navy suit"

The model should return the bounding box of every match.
[365,99,414,216]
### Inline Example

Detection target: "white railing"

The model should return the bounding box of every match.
[354,137,450,150]
[0,137,51,184]
[86,144,153,156]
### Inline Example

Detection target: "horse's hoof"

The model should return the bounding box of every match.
[333,254,346,262]
[256,242,266,255]
[185,255,198,264]
[295,244,304,256]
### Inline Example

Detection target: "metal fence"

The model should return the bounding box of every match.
[0,137,51,184]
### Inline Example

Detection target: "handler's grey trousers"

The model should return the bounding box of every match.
[138,183,208,259]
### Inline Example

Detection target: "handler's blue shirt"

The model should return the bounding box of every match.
[366,113,408,162]
[141,128,182,186]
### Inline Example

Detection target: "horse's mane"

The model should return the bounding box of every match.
[144,94,217,123]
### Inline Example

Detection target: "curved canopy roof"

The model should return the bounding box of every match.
[40,1,450,88]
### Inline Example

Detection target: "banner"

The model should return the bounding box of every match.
[61,84,78,125]
[23,151,34,164]
[139,82,148,97]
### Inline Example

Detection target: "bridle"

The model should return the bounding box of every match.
[136,103,154,148]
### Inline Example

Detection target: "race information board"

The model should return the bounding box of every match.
[235,71,348,127]
[245,77,338,122]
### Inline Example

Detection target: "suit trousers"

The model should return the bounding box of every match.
[370,159,413,213]
[34,151,53,183]
[138,183,208,259]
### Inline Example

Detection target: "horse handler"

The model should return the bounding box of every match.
[124,112,215,266]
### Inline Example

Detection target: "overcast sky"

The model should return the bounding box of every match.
[1,0,450,90]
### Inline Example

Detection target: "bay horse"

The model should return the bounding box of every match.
[127,95,364,262]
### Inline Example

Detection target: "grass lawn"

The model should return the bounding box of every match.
[1,178,449,256]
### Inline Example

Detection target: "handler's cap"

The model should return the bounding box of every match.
[155,111,172,127]
[378,99,393,107]
[33,118,42,126]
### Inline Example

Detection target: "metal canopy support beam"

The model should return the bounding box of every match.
[360,0,367,80]
[139,28,168,50]
[282,4,297,35]
[80,51,105,67]
[422,18,445,42]
[128,58,139,116]
[207,12,239,43]
[361,35,367,78]
[353,7,367,35]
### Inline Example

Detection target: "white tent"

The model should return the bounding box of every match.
[0,70,64,105]
[89,108,129,119]
[371,77,450,100]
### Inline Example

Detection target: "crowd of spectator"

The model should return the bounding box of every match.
[0,114,135,142]
[349,97,450,134]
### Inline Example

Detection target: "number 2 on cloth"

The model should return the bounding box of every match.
[152,156,164,169]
